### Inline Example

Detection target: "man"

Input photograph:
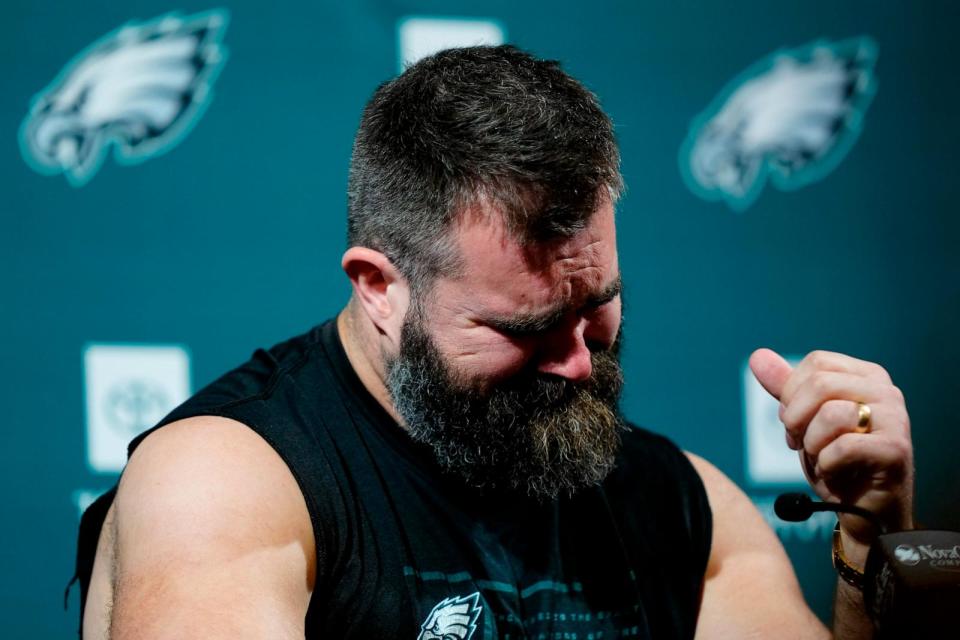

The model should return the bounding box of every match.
[75,46,914,639]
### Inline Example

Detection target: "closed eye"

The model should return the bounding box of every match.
[491,294,620,339]
[486,275,621,338]
[584,290,619,311]
[492,321,552,339]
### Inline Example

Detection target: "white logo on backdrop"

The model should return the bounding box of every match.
[742,356,806,486]
[19,9,228,186]
[744,356,833,541]
[84,344,191,472]
[397,17,505,71]
[680,37,877,211]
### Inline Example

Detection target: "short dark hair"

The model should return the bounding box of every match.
[347,45,622,292]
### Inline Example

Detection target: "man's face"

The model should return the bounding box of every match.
[385,196,625,499]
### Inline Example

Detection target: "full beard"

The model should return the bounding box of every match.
[385,309,626,501]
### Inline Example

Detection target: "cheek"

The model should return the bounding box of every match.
[441,330,536,380]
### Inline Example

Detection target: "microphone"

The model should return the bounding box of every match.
[774,492,886,533]
[775,493,960,638]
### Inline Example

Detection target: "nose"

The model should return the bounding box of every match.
[536,316,593,382]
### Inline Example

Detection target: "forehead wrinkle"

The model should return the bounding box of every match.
[518,216,606,268]
[486,273,622,332]
[449,196,617,319]
[463,236,615,323]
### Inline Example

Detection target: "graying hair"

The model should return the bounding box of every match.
[347,45,622,293]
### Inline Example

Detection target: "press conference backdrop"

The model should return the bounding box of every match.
[3,0,958,635]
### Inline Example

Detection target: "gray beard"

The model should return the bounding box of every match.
[385,310,626,500]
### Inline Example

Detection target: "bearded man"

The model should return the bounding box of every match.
[74,46,914,639]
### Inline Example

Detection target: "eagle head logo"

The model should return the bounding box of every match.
[19,9,229,187]
[680,37,877,211]
[417,592,483,640]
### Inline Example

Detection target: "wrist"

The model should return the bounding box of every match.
[833,522,867,590]
[838,525,871,567]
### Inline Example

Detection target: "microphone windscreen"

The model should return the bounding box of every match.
[774,493,813,522]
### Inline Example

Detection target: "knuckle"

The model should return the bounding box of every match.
[901,413,912,436]
[891,436,913,461]
[808,350,829,368]
[871,362,892,382]
[886,385,905,404]
[892,405,910,430]
[811,371,831,393]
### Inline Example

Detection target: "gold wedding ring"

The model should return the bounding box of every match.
[855,402,872,434]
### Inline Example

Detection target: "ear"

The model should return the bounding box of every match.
[341,247,410,346]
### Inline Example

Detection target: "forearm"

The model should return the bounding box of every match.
[832,579,873,639]
[830,530,874,639]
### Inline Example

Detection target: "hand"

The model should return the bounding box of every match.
[749,349,914,546]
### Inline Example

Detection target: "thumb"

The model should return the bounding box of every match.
[749,348,793,401]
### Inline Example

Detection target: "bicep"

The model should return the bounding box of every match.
[110,416,315,639]
[687,453,829,640]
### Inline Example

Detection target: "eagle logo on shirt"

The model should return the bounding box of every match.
[679,36,877,211]
[19,9,228,187]
[417,592,483,640]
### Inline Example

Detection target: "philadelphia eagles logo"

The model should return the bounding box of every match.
[680,37,877,211]
[19,9,229,187]
[417,592,483,640]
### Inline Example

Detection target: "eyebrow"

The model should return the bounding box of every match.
[486,275,622,335]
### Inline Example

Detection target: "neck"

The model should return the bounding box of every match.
[336,304,406,426]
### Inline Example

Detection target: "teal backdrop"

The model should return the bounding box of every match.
[2,1,958,636]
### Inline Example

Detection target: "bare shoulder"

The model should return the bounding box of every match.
[108,415,316,639]
[684,452,829,640]
[685,452,774,545]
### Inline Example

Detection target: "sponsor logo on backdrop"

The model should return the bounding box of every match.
[744,356,833,541]
[742,356,806,486]
[418,592,483,640]
[398,17,505,71]
[19,9,229,187]
[84,343,191,472]
[680,37,878,211]
[105,378,171,434]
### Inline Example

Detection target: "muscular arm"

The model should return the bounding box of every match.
[744,348,916,639]
[688,453,830,640]
[105,416,315,639]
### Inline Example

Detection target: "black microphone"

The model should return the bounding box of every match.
[774,492,886,533]
[775,493,960,638]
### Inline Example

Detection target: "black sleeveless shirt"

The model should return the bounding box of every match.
[74,319,712,639]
